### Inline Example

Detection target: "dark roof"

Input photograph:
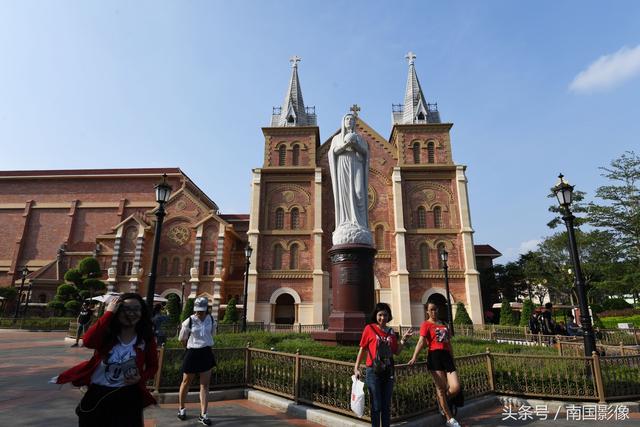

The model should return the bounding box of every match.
[220,214,250,221]
[474,244,502,258]
[0,168,182,177]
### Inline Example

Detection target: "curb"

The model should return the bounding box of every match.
[153,388,245,404]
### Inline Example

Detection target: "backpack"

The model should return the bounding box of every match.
[369,325,395,377]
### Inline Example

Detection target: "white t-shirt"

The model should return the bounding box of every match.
[179,314,216,349]
[90,337,140,387]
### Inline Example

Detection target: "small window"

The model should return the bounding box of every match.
[417,206,427,228]
[275,208,284,229]
[289,243,299,270]
[412,142,420,164]
[126,262,133,276]
[278,145,286,166]
[171,257,180,276]
[273,245,283,269]
[434,206,442,228]
[160,258,168,276]
[420,244,429,269]
[292,144,300,166]
[208,260,215,276]
[287,115,295,124]
[375,225,385,249]
[202,261,209,276]
[290,208,300,229]
[427,141,435,163]
[417,112,425,121]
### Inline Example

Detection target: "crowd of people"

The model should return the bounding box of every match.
[528,302,583,337]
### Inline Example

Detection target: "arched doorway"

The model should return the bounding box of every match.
[426,293,448,323]
[274,294,295,324]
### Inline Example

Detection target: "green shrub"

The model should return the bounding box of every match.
[453,302,472,325]
[166,294,181,324]
[602,298,632,311]
[600,315,640,329]
[520,299,535,327]
[221,298,239,324]
[180,298,194,322]
[78,257,101,277]
[64,300,81,315]
[499,300,516,325]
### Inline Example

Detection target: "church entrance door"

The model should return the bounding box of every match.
[274,294,295,324]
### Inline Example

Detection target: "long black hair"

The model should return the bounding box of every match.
[103,293,154,346]
[368,302,393,324]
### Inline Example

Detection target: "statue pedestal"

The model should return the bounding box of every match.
[312,244,376,346]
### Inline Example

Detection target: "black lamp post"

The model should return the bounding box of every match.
[552,173,597,357]
[242,244,253,332]
[22,284,32,317]
[440,250,455,336]
[146,174,172,308]
[12,267,30,324]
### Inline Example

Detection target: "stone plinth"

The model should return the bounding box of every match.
[312,243,376,345]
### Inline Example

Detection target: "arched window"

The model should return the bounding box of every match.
[417,206,427,228]
[273,244,283,270]
[275,208,284,229]
[412,142,421,164]
[417,112,425,121]
[289,243,299,270]
[171,257,180,276]
[434,206,442,228]
[420,243,429,269]
[208,260,215,275]
[278,145,286,166]
[292,144,300,166]
[183,258,192,276]
[437,243,446,268]
[427,141,435,163]
[290,208,299,229]
[160,257,168,276]
[375,225,385,249]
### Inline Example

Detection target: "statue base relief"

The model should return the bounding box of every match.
[332,222,373,246]
[311,243,376,346]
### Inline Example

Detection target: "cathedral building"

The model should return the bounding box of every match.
[0,54,490,325]
[247,54,485,325]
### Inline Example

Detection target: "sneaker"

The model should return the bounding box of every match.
[198,414,212,425]
[446,418,461,427]
[177,408,187,421]
[70,343,79,347]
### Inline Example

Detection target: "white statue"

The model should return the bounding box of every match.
[328,112,373,246]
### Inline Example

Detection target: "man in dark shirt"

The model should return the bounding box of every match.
[71,302,93,347]
[540,303,555,336]
[566,314,582,336]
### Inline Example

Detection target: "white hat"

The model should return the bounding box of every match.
[194,297,209,312]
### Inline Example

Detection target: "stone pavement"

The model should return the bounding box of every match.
[1,329,639,426]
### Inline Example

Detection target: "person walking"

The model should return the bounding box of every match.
[71,302,94,347]
[353,302,413,427]
[54,293,158,426]
[177,296,217,425]
[408,302,461,427]
[151,304,169,347]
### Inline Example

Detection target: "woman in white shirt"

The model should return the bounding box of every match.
[177,297,216,426]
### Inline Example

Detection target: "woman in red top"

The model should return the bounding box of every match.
[408,302,461,427]
[55,293,158,427]
[354,303,413,427]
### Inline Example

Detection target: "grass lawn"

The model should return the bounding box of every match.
[166,331,559,362]
[600,315,640,329]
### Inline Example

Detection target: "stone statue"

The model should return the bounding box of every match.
[328,112,373,246]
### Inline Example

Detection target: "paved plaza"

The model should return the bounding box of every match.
[1,329,639,426]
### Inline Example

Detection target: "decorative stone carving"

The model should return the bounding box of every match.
[283,190,295,203]
[328,112,373,246]
[168,225,190,246]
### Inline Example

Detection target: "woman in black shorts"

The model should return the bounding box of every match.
[177,297,216,425]
[408,302,461,427]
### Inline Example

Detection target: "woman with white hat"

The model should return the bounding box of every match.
[177,297,216,425]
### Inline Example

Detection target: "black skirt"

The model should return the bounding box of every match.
[427,350,456,373]
[182,346,216,374]
[76,384,143,427]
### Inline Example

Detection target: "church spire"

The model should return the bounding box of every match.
[392,52,440,125]
[271,56,316,127]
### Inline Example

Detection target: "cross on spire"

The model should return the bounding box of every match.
[289,55,302,68]
[350,104,361,117]
[405,51,416,65]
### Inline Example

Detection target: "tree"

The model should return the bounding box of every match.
[180,298,194,322]
[499,299,516,325]
[453,302,472,325]
[222,298,239,324]
[49,257,105,315]
[166,294,181,324]
[519,299,535,328]
[588,151,640,267]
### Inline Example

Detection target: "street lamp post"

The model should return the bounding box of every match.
[22,284,33,317]
[552,173,597,357]
[146,174,172,308]
[440,250,455,336]
[242,244,253,332]
[12,267,30,324]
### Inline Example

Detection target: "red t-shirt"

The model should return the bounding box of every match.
[359,324,398,367]
[420,320,452,352]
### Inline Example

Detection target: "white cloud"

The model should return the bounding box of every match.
[569,44,640,93]
[518,239,541,254]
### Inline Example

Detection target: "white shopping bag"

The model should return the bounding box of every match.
[350,374,365,418]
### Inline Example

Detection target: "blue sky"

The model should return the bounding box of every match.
[1,1,639,263]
